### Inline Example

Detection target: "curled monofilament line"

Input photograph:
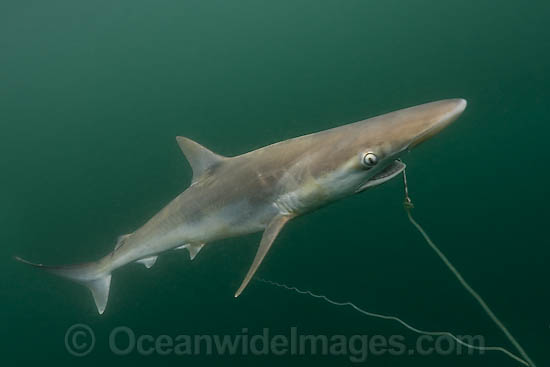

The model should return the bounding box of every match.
[255,277,529,366]
[401,169,536,367]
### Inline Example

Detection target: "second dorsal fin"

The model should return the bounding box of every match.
[176,136,227,183]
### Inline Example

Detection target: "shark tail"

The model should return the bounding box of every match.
[14,256,111,315]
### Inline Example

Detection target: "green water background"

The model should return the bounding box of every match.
[1,0,549,365]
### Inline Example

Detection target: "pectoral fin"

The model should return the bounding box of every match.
[234,215,293,298]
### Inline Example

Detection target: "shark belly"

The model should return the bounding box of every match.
[108,186,280,271]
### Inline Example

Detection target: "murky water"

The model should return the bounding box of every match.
[2,1,548,366]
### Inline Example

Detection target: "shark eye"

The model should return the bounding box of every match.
[361,152,378,168]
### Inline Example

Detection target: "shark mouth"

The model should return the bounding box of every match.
[356,160,406,192]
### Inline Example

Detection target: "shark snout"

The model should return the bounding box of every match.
[407,98,467,148]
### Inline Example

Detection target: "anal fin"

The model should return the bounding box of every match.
[136,256,157,269]
[234,215,293,298]
[187,243,205,260]
[175,243,205,260]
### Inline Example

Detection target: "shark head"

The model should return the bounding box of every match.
[283,99,467,209]
[349,98,467,192]
[355,98,466,156]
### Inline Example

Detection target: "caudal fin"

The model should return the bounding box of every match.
[15,256,112,314]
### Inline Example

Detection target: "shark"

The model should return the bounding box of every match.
[16,98,467,314]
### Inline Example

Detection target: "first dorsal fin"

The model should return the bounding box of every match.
[176,136,227,183]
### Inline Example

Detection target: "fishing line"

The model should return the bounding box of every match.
[401,169,535,367]
[255,278,528,365]
[255,167,535,366]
